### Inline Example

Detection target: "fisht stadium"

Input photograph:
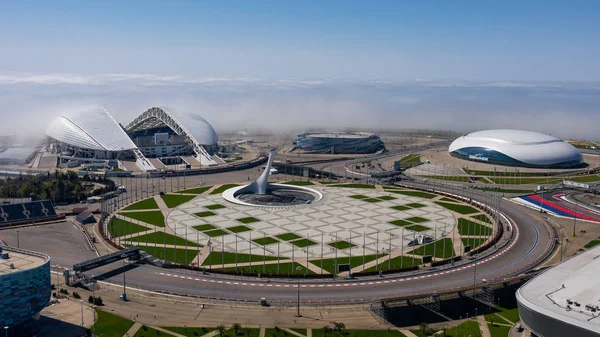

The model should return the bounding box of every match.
[46,107,220,171]
[448,129,583,169]
[294,132,383,154]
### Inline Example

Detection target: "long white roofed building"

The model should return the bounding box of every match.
[448,129,583,169]
[45,107,220,171]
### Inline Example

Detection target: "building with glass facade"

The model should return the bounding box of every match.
[295,132,383,154]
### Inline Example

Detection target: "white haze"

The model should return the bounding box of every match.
[0,73,598,144]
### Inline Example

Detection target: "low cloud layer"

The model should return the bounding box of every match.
[0,73,598,144]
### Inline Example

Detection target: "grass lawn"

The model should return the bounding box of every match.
[193,224,217,231]
[458,219,492,236]
[194,211,217,217]
[90,310,135,337]
[202,251,281,266]
[123,198,159,210]
[488,324,511,337]
[406,202,427,208]
[205,204,226,210]
[178,186,212,194]
[118,210,165,227]
[363,198,383,203]
[133,325,175,337]
[425,175,471,183]
[237,216,260,224]
[127,231,202,247]
[275,233,303,241]
[290,238,318,247]
[440,197,458,202]
[406,224,430,232]
[350,194,369,199]
[390,205,411,211]
[330,183,376,189]
[471,214,492,224]
[444,320,482,337]
[405,216,429,223]
[310,254,386,274]
[497,308,520,323]
[283,180,314,186]
[584,239,600,249]
[161,194,196,208]
[328,240,356,249]
[135,245,198,264]
[407,238,455,258]
[569,175,600,183]
[162,327,215,337]
[389,219,413,227]
[109,218,150,237]
[488,177,562,185]
[210,184,240,195]
[227,225,253,233]
[252,237,279,245]
[435,201,479,214]
[462,237,487,249]
[388,190,437,199]
[203,229,229,237]
[219,262,314,275]
[364,255,422,272]
[313,329,408,337]
[377,195,397,201]
[399,153,421,164]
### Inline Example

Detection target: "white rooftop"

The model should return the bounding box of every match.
[464,129,562,145]
[0,247,47,274]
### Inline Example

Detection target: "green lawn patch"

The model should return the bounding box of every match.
[314,330,407,337]
[350,194,369,199]
[458,218,492,236]
[118,210,165,227]
[237,216,260,224]
[365,255,423,272]
[290,238,318,247]
[91,310,135,337]
[127,231,202,247]
[133,325,174,337]
[210,184,240,194]
[160,194,196,208]
[425,175,471,183]
[283,180,314,186]
[162,327,215,337]
[252,237,279,245]
[445,320,482,337]
[275,233,303,241]
[488,323,511,337]
[389,219,413,227]
[178,186,212,194]
[330,183,376,189]
[227,225,253,233]
[363,198,383,203]
[377,195,397,201]
[584,239,600,249]
[219,262,313,275]
[489,176,562,185]
[471,214,492,224]
[407,238,455,258]
[391,205,411,211]
[205,204,226,210]
[193,224,217,231]
[440,197,458,202]
[194,211,217,217]
[123,198,159,210]
[569,175,600,183]
[203,229,229,237]
[399,153,421,164]
[388,190,437,199]
[328,240,356,250]
[435,201,479,214]
[498,307,520,323]
[462,237,487,249]
[202,251,282,266]
[134,245,198,265]
[310,254,386,274]
[406,202,426,208]
[405,224,430,232]
[109,218,150,237]
[405,216,429,223]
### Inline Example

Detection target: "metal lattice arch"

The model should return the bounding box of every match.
[125,107,218,166]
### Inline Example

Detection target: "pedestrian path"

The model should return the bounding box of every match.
[259,327,266,337]
[399,330,418,337]
[477,316,492,337]
[123,322,142,337]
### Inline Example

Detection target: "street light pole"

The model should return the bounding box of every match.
[122,258,127,301]
[80,299,84,326]
[16,230,19,249]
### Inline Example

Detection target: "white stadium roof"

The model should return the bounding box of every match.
[46,107,137,152]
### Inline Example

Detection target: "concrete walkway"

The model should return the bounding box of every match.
[259,327,266,337]
[152,326,188,337]
[477,316,492,337]
[282,327,306,337]
[399,330,418,337]
[123,322,142,337]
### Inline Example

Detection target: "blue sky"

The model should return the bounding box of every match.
[1,0,599,80]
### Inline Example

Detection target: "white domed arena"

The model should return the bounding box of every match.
[448,129,583,169]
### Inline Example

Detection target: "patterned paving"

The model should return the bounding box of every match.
[167,187,456,260]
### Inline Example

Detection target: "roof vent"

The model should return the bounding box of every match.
[0,252,9,259]
[9,263,14,269]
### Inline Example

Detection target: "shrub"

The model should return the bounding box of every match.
[72,291,81,299]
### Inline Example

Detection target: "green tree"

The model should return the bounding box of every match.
[216,325,226,337]
[232,323,241,335]
[322,325,331,337]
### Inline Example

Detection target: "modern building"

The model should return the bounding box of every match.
[448,129,583,169]
[0,246,51,337]
[45,106,220,171]
[295,132,383,154]
[517,246,600,337]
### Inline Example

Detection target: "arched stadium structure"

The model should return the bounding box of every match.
[448,129,583,169]
[46,107,220,171]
